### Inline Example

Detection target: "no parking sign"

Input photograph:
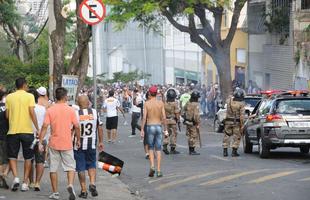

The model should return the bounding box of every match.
[79,0,106,25]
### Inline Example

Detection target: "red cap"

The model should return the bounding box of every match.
[149,86,158,94]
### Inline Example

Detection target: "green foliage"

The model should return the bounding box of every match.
[108,69,151,83]
[0,0,20,26]
[0,28,49,90]
[264,4,290,45]
[103,0,230,31]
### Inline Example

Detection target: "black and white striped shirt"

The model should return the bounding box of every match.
[74,108,103,150]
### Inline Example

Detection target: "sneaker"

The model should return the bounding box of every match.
[11,177,20,192]
[49,192,60,200]
[89,184,98,197]
[29,182,35,189]
[148,167,155,177]
[78,191,88,199]
[107,140,112,143]
[21,183,29,192]
[128,134,136,138]
[157,171,163,178]
[145,154,150,160]
[0,176,9,189]
[34,183,41,191]
[67,185,76,200]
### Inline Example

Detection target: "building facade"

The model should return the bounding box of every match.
[248,0,310,91]
[89,21,164,84]
[163,20,204,85]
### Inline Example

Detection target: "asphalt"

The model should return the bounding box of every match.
[103,115,310,200]
[1,115,310,200]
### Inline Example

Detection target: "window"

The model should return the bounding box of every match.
[302,0,310,9]
[236,48,246,64]
[258,100,272,115]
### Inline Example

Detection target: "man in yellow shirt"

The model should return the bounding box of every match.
[5,78,39,192]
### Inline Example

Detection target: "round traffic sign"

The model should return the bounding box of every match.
[79,0,106,25]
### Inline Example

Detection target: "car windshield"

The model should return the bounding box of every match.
[275,99,310,115]
[244,98,260,107]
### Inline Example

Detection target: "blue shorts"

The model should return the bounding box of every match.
[74,149,96,172]
[146,125,163,151]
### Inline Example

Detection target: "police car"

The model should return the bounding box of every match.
[242,90,310,158]
[214,95,261,133]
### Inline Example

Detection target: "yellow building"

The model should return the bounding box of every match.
[205,4,248,87]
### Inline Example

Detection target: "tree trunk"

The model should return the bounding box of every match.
[51,0,66,94]
[212,48,232,102]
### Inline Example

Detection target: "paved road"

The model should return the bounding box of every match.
[105,116,310,200]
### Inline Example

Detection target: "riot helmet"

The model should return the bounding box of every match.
[190,90,200,102]
[166,88,177,102]
[233,87,245,101]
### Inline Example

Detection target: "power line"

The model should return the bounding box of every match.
[27,17,48,46]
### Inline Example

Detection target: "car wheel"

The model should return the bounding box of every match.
[243,131,253,154]
[300,146,310,154]
[214,118,223,133]
[258,137,270,158]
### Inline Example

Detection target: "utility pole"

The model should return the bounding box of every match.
[48,0,56,99]
[92,25,97,110]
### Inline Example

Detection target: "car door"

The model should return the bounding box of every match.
[246,100,264,140]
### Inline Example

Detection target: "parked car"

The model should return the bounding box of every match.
[242,90,310,158]
[214,95,261,132]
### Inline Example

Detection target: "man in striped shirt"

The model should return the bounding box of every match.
[74,95,104,199]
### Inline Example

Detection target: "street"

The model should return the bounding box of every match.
[105,116,310,200]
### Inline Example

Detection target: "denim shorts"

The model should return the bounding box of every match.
[146,125,163,150]
[74,148,97,172]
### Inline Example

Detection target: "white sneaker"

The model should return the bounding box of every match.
[49,192,60,200]
[21,183,29,192]
[128,135,136,138]
[11,177,20,191]
[67,185,76,200]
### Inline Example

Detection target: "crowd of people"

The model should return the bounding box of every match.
[0,77,233,200]
[0,78,104,200]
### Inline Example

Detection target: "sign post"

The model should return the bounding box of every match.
[79,0,106,110]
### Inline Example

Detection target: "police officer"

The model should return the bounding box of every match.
[183,91,201,155]
[163,88,180,155]
[223,88,245,157]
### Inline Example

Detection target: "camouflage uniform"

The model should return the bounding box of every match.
[164,102,180,148]
[184,102,200,148]
[223,97,245,149]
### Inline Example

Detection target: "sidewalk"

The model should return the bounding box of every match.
[0,160,141,200]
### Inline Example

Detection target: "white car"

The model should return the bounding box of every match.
[214,96,261,132]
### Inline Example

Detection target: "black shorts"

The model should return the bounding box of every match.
[7,134,34,160]
[106,116,118,130]
[34,140,47,164]
[0,140,8,165]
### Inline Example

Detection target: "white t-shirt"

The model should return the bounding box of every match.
[131,93,143,113]
[33,104,50,141]
[103,97,120,117]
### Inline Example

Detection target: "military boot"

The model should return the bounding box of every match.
[189,147,200,155]
[163,145,170,155]
[170,147,180,154]
[231,148,240,157]
[223,148,228,157]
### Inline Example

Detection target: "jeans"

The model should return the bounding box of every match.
[146,125,163,150]
[131,112,141,135]
[200,99,207,116]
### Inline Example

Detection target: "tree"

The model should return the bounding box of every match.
[0,0,30,61]
[105,0,247,100]
[51,0,91,96]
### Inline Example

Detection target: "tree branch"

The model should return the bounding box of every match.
[161,9,190,33]
[223,0,247,47]
[188,14,215,57]
[193,5,216,47]
[213,8,223,45]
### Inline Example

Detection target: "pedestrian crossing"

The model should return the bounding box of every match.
[148,168,310,190]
